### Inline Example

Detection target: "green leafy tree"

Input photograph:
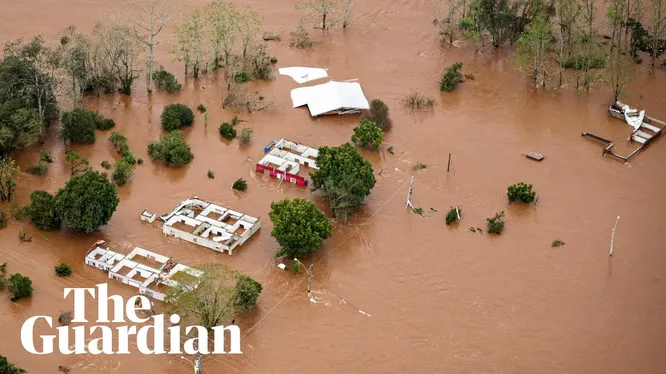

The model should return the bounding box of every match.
[0,354,26,374]
[147,130,194,167]
[27,190,61,231]
[514,15,552,87]
[173,10,204,77]
[65,150,91,176]
[112,160,133,186]
[8,273,33,302]
[55,264,73,277]
[487,211,506,234]
[468,0,512,47]
[360,99,392,131]
[234,275,263,313]
[310,144,376,222]
[440,61,464,91]
[269,198,333,258]
[55,170,119,233]
[0,156,20,202]
[153,66,182,92]
[0,102,45,154]
[161,104,195,131]
[60,108,101,144]
[351,120,383,150]
[219,122,237,140]
[507,182,536,203]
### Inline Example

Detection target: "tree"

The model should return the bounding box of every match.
[94,22,143,95]
[65,150,91,176]
[296,0,343,30]
[173,10,204,77]
[232,178,248,191]
[55,264,73,277]
[486,211,505,234]
[166,264,253,329]
[123,0,176,92]
[575,0,600,91]
[649,0,666,67]
[27,190,61,231]
[205,1,240,68]
[435,0,464,45]
[0,209,7,229]
[161,104,194,131]
[147,130,194,167]
[606,0,629,51]
[0,156,20,202]
[58,26,91,104]
[440,61,464,91]
[0,102,45,154]
[219,122,237,140]
[360,99,392,131]
[555,0,582,87]
[351,120,383,150]
[468,0,512,47]
[8,273,33,302]
[234,275,262,313]
[514,15,552,87]
[310,143,376,222]
[507,182,536,203]
[112,160,133,186]
[606,47,635,101]
[60,108,100,144]
[269,198,333,258]
[0,354,26,374]
[55,170,120,233]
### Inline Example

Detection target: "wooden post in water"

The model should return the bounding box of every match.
[447,153,452,172]
[609,216,620,256]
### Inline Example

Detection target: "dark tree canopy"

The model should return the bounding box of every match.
[60,108,109,144]
[8,273,33,302]
[310,143,376,222]
[234,275,263,313]
[0,354,26,374]
[147,130,194,167]
[161,104,194,131]
[0,101,44,154]
[351,120,383,150]
[55,170,119,233]
[361,99,392,131]
[269,198,333,258]
[27,190,61,231]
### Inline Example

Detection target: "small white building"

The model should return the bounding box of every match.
[85,240,203,301]
[256,139,319,186]
[140,209,156,223]
[159,197,261,255]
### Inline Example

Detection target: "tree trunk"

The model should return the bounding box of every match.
[322,13,327,30]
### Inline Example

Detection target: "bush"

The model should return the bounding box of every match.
[138,158,144,165]
[269,198,333,258]
[412,162,427,170]
[562,54,605,70]
[552,239,565,247]
[55,170,120,233]
[8,273,33,301]
[351,120,383,150]
[197,104,207,113]
[207,170,215,179]
[161,104,194,131]
[97,118,115,130]
[40,150,53,163]
[122,152,137,165]
[232,178,248,191]
[263,31,281,41]
[153,66,182,93]
[219,122,237,140]
[55,264,72,277]
[440,61,464,91]
[445,207,461,225]
[238,127,253,146]
[58,365,71,373]
[487,211,505,235]
[361,99,392,131]
[507,182,536,203]
[18,230,32,243]
[28,190,61,230]
[0,209,7,229]
[101,160,112,169]
[402,91,435,110]
[234,275,263,313]
[26,161,48,176]
[247,43,273,80]
[290,24,315,48]
[270,57,278,64]
[58,311,73,325]
[60,108,99,144]
[234,71,250,84]
[10,205,28,221]
[109,131,128,153]
[112,160,133,186]
[147,130,194,168]
[0,354,26,374]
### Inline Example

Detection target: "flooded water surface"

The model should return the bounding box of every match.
[1,0,666,373]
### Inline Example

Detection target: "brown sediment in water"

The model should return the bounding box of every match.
[1,1,666,373]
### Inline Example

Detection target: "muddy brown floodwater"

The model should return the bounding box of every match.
[2,0,666,373]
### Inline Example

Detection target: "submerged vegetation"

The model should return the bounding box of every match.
[147,130,194,168]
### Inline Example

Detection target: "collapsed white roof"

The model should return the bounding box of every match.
[279,67,328,84]
[291,81,370,117]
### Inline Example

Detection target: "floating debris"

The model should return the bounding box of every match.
[469,227,476,233]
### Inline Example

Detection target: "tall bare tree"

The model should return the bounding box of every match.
[435,0,463,45]
[649,0,666,67]
[606,46,634,101]
[296,0,343,30]
[515,14,553,87]
[555,0,581,87]
[122,0,176,92]
[94,22,143,95]
[173,10,204,77]
[205,1,239,68]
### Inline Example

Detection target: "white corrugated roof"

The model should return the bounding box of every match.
[290,81,370,116]
[279,67,329,84]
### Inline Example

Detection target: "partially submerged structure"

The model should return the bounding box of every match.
[290,80,370,117]
[85,240,203,301]
[256,139,319,186]
[140,209,156,223]
[582,101,665,162]
[278,67,328,84]
[159,197,260,255]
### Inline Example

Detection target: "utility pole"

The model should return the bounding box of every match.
[447,153,452,172]
[194,352,203,374]
[307,264,314,293]
[405,176,414,209]
[609,216,620,256]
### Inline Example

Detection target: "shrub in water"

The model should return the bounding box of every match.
[161,104,194,131]
[440,61,464,92]
[234,71,250,84]
[55,264,72,277]
[28,190,61,231]
[207,170,215,179]
[487,211,505,235]
[40,150,53,163]
[219,122,237,140]
[270,57,278,64]
[238,127,253,146]
[351,120,383,150]
[147,130,194,168]
[26,161,48,176]
[197,104,207,113]
[232,178,248,191]
[0,208,7,229]
[445,207,461,225]
[112,160,133,186]
[507,182,536,203]
[101,160,112,169]
[97,118,115,130]
[153,66,182,93]
[361,99,392,131]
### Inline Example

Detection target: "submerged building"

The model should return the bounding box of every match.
[256,139,319,186]
[159,197,260,255]
[85,240,203,301]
